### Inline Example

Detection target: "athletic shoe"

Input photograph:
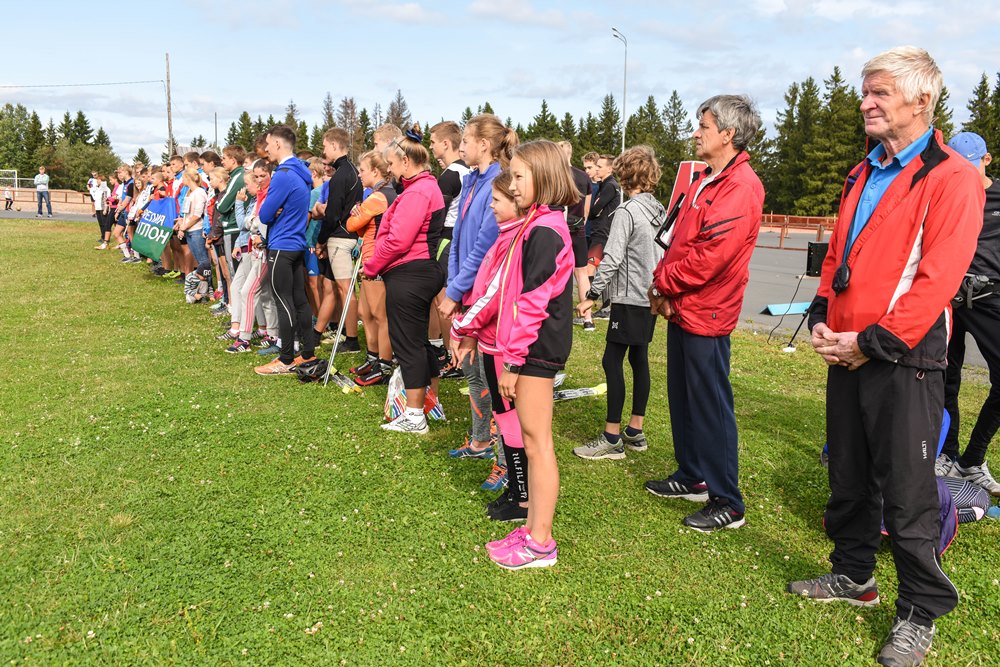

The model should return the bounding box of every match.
[486,488,513,514]
[254,359,295,376]
[573,433,626,460]
[94,242,108,250]
[481,463,508,491]
[448,438,495,460]
[933,453,954,477]
[321,330,342,346]
[211,307,230,318]
[291,355,316,367]
[164,270,181,279]
[355,365,391,386]
[572,316,585,326]
[126,257,142,264]
[256,335,276,349]
[644,477,709,502]
[486,525,527,554]
[440,365,465,379]
[257,343,280,356]
[582,321,596,332]
[593,307,611,320]
[821,446,830,468]
[948,460,1000,496]
[877,615,934,666]
[786,572,880,607]
[486,496,528,522]
[225,340,252,354]
[350,358,377,376]
[249,330,264,342]
[621,429,648,452]
[381,412,429,434]
[682,498,746,532]
[120,256,133,263]
[490,534,557,570]
[334,338,361,354]
[216,329,239,341]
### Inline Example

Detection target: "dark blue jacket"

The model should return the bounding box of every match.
[258,156,312,251]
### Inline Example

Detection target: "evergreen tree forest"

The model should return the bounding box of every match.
[4,68,999,207]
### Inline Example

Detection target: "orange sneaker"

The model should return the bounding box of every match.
[254,358,295,376]
[291,355,316,367]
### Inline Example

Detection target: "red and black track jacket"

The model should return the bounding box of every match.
[808,130,984,369]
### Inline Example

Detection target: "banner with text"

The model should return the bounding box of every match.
[130,198,177,261]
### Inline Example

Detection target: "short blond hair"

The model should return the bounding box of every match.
[862,46,943,123]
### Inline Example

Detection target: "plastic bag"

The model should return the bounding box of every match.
[384,367,446,421]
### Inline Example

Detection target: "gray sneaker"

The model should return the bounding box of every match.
[621,429,648,452]
[949,460,1000,496]
[786,572,880,606]
[573,433,626,460]
[933,453,954,477]
[877,614,934,666]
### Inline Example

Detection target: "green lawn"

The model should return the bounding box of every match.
[1,219,997,666]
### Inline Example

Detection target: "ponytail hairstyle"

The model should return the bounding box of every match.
[385,123,430,169]
[465,114,518,169]
[359,150,389,181]
[511,140,580,208]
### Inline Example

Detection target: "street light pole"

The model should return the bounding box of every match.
[611,27,627,154]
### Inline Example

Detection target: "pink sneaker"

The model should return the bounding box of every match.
[486,526,528,554]
[489,534,557,570]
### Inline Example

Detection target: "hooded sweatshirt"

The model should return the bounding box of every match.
[587,192,666,307]
[446,161,501,303]
[258,156,312,251]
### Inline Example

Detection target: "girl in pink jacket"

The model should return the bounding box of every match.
[452,141,577,569]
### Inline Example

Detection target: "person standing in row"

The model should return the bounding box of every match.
[35,165,52,218]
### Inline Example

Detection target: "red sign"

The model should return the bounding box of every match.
[668,161,707,212]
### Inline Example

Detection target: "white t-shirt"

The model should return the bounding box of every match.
[92,183,110,210]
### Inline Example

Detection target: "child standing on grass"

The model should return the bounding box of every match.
[573,145,665,461]
[456,140,577,569]
[451,173,527,521]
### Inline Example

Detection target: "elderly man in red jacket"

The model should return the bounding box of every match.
[644,94,764,532]
[787,47,984,667]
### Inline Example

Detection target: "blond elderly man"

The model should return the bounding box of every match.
[787,47,985,667]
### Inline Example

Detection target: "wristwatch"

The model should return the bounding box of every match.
[586,288,601,301]
[503,362,521,374]
[650,286,663,298]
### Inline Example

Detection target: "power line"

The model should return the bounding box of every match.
[0,80,163,89]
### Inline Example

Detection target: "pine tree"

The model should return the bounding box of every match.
[595,94,622,155]
[321,92,336,131]
[225,122,240,147]
[234,112,255,150]
[988,73,1000,179]
[577,113,599,154]
[767,82,800,213]
[622,95,668,198]
[25,112,45,157]
[460,107,473,128]
[58,112,75,143]
[93,127,111,148]
[357,108,373,150]
[525,100,560,141]
[72,110,94,145]
[44,118,58,147]
[797,68,864,215]
[297,121,310,152]
[336,97,361,159]
[191,135,207,148]
[252,115,266,138]
[133,148,151,165]
[310,125,325,156]
[284,100,300,127]
[932,85,955,142]
[482,101,495,115]
[962,73,992,138]
[372,104,383,128]
[386,89,412,130]
[265,114,277,129]
[660,91,694,195]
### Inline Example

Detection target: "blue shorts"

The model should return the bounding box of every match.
[304,248,320,277]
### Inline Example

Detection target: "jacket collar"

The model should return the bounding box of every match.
[400,170,433,188]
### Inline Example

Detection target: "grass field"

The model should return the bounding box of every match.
[1,218,997,666]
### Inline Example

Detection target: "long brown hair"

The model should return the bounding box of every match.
[465,114,518,170]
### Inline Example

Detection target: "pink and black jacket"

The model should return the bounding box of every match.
[451,205,574,371]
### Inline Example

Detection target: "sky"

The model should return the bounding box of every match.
[2,0,999,162]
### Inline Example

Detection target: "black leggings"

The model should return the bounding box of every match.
[603,341,651,424]
[268,249,314,364]
[98,210,114,236]
[383,260,444,388]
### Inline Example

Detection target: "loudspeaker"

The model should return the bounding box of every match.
[806,242,828,277]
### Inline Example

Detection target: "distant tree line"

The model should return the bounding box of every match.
[0,106,118,190]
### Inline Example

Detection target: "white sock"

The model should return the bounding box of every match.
[405,407,424,420]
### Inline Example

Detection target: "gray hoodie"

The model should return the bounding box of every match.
[588,192,666,307]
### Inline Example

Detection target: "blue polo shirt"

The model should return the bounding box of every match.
[847,127,933,251]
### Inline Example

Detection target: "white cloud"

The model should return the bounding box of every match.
[752,0,787,16]
[468,0,568,29]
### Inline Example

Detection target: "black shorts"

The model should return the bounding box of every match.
[570,231,588,269]
[318,257,333,280]
[437,237,451,284]
[607,303,656,346]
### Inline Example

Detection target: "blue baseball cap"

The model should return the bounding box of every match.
[948,132,988,166]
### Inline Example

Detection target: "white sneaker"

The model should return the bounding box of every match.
[950,460,1000,496]
[381,412,429,434]
[934,453,955,477]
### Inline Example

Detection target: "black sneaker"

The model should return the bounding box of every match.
[486,487,513,514]
[355,365,391,386]
[877,614,934,666]
[786,572,880,607]
[593,307,611,320]
[350,357,377,376]
[682,498,746,532]
[440,365,465,379]
[335,338,361,354]
[487,496,528,522]
[645,477,709,502]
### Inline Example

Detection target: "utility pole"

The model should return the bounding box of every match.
[214,112,218,149]
[165,52,175,156]
[612,28,628,154]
